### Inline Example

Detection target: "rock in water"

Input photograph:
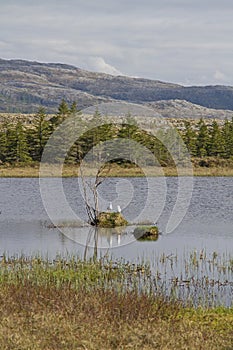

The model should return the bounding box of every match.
[133,226,159,241]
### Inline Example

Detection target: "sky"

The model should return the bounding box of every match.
[1,0,233,86]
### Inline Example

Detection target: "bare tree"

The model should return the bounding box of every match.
[79,162,111,226]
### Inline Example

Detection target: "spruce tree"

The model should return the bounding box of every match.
[69,101,79,115]
[66,111,87,164]
[182,121,197,157]
[5,122,32,164]
[208,120,225,157]
[116,114,139,164]
[0,123,8,163]
[196,118,210,157]
[5,123,18,164]
[50,99,70,128]
[222,118,233,158]
[28,107,52,161]
[15,122,32,163]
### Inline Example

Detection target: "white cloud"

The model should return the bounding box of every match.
[214,70,226,82]
[1,1,233,85]
[87,57,123,76]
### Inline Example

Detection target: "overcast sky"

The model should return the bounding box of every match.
[1,0,233,86]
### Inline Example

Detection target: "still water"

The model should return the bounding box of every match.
[0,177,232,261]
[1,176,232,306]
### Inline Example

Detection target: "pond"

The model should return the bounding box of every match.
[0,177,232,260]
[1,176,232,306]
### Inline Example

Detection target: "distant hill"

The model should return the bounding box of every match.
[1,58,233,115]
[148,100,233,120]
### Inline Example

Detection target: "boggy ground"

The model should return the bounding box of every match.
[0,257,232,350]
[1,284,233,350]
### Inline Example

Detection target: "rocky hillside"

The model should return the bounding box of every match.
[148,100,233,119]
[1,58,233,114]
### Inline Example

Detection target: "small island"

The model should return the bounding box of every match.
[96,211,128,228]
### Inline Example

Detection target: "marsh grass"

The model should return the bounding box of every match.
[150,250,233,308]
[0,253,232,349]
[2,163,233,177]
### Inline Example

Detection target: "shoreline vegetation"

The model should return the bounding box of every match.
[1,103,233,177]
[0,255,232,349]
[1,162,233,177]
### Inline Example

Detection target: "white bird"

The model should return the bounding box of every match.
[107,202,113,211]
[117,205,121,213]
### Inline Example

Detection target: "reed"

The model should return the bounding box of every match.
[0,253,232,349]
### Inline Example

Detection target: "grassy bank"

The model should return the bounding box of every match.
[0,256,232,349]
[1,162,233,177]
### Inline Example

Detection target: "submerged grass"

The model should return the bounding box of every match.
[0,254,232,349]
[150,250,233,308]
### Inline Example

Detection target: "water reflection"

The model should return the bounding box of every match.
[58,225,145,249]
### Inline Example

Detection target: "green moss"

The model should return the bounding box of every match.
[96,211,128,228]
[134,226,159,241]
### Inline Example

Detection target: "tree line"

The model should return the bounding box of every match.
[0,100,233,166]
[182,119,233,159]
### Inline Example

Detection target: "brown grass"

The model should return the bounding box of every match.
[0,255,232,350]
[193,166,233,176]
[0,282,232,350]
[1,161,233,177]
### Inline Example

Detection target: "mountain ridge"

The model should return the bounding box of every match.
[1,58,233,115]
